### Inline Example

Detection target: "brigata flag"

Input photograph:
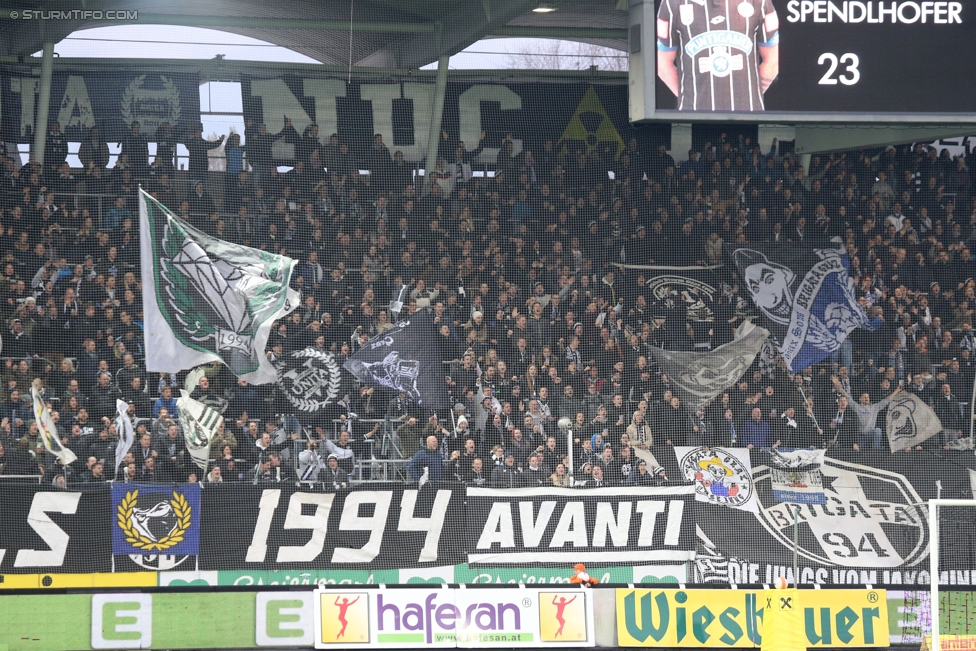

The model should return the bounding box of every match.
[885,393,943,452]
[732,243,878,373]
[343,316,450,413]
[766,448,827,505]
[646,320,769,414]
[177,390,224,472]
[139,189,299,385]
[31,382,76,466]
[114,399,134,475]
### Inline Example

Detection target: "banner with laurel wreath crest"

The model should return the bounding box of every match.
[111,483,201,556]
[1,69,200,141]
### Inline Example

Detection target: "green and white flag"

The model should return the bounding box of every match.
[177,389,224,472]
[31,384,77,466]
[139,189,299,384]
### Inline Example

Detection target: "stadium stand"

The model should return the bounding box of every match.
[0,126,974,489]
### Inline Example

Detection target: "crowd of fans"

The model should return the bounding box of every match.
[0,119,975,489]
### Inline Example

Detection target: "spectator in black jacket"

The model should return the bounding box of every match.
[0,389,29,438]
[157,423,187,481]
[933,383,966,447]
[81,459,107,483]
[120,122,149,175]
[465,456,489,486]
[5,319,30,358]
[824,396,861,451]
[244,118,286,184]
[519,452,548,487]
[491,452,520,487]
[88,371,120,423]
[183,125,225,181]
[187,181,216,217]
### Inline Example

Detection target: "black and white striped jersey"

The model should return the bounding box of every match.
[657,0,779,111]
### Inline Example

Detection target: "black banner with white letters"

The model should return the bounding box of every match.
[0,69,201,141]
[239,75,633,163]
[466,485,698,565]
[2,455,976,586]
[0,484,110,574]
[193,483,464,571]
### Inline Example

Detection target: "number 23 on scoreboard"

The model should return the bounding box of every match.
[818,52,860,85]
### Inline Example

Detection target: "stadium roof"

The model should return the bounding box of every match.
[0,0,629,68]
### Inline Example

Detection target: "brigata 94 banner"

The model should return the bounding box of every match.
[653,0,975,115]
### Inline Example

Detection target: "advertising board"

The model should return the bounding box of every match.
[313,587,596,648]
[616,588,888,647]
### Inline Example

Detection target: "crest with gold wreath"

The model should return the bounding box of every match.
[115,489,192,552]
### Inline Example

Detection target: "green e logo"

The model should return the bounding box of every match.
[256,593,313,646]
[91,594,152,649]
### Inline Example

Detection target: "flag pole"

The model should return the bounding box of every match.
[969,364,976,443]
[796,384,824,445]
[793,505,799,586]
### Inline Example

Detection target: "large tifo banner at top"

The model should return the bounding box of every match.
[1,69,201,141]
[239,75,631,163]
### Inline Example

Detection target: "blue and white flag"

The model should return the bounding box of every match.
[732,244,878,373]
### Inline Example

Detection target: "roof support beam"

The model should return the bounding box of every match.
[32,41,54,166]
[358,0,537,68]
[0,13,436,33]
[424,53,451,177]
[490,26,628,39]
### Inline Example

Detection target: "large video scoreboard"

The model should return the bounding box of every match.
[638,0,974,120]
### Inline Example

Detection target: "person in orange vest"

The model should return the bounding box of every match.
[570,563,599,587]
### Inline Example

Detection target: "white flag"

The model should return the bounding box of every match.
[139,189,299,385]
[885,393,943,451]
[184,367,206,394]
[674,445,758,513]
[31,384,76,466]
[114,399,134,475]
[177,390,223,472]
[969,468,976,499]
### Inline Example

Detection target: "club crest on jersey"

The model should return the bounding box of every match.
[680,3,695,25]
[698,46,744,77]
[684,30,754,57]
[738,1,755,18]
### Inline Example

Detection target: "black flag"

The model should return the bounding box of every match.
[343,316,450,412]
